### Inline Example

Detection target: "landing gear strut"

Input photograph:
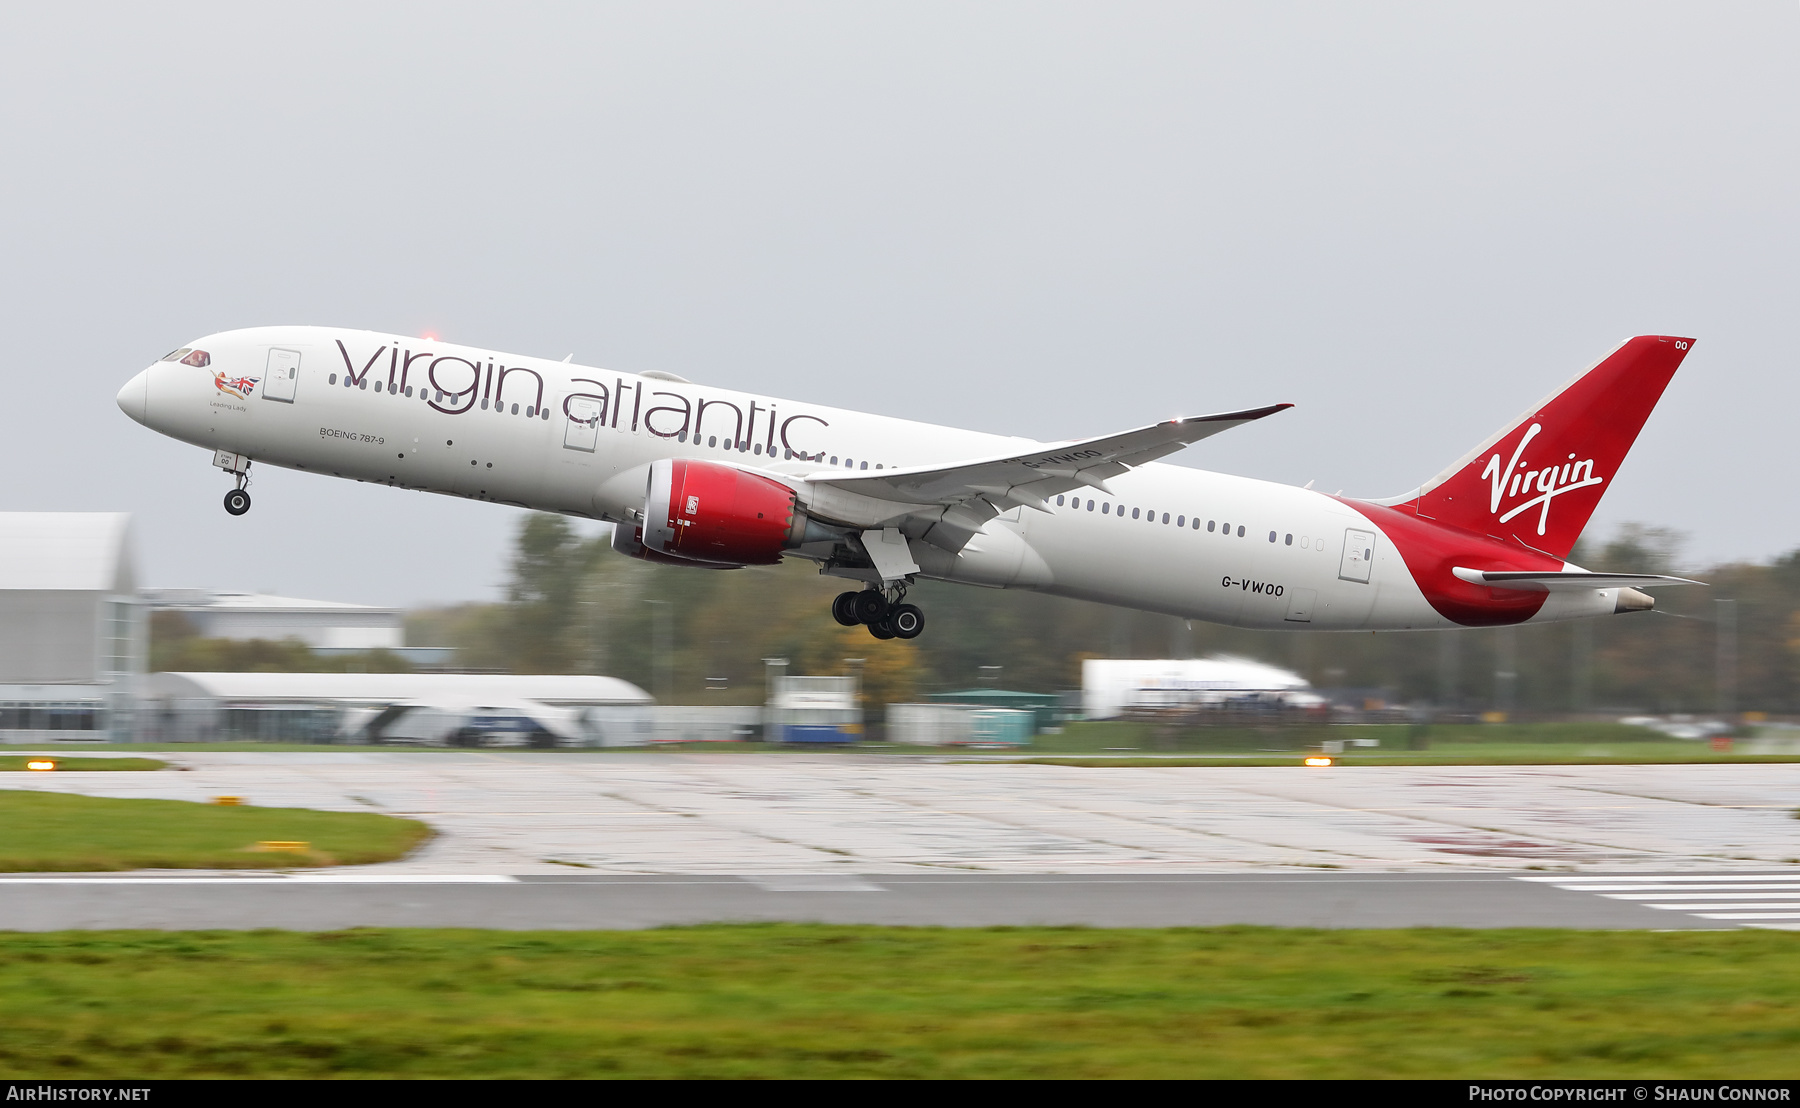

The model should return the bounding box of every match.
[831,588,925,640]
[215,451,252,516]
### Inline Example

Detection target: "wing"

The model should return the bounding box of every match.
[1452,568,1705,592]
[800,404,1291,551]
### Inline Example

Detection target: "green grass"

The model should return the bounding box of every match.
[0,757,164,772]
[1005,745,1800,767]
[40,743,438,753]
[0,791,430,871]
[1033,720,1681,752]
[997,721,1800,765]
[0,926,1795,1078]
[43,721,1800,765]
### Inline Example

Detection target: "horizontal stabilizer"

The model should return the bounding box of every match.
[1451,568,1704,593]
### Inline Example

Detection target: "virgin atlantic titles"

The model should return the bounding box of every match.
[117,330,1699,639]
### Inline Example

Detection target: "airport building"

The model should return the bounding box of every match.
[0,513,144,742]
[142,672,656,746]
[142,588,452,666]
[1081,656,1319,719]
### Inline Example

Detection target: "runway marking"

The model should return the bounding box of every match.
[1515,873,1800,929]
[747,875,886,893]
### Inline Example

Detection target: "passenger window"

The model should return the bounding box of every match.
[1102,503,1110,515]
[1177,515,1185,527]
[179,350,211,368]
[831,456,838,465]
[860,461,868,470]
[1087,500,1095,511]
[1131,508,1140,519]
[1192,518,1200,529]
[1268,531,1276,542]
[1056,495,1064,506]
[754,443,763,455]
[329,374,338,385]
[404,385,412,397]
[512,404,520,415]
[1162,513,1170,524]
[359,379,367,390]
[1285,533,1293,545]
[1237,525,1245,537]
[1208,520,1215,532]
[709,436,717,447]
[876,464,883,470]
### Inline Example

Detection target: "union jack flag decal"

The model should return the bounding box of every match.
[213,372,259,400]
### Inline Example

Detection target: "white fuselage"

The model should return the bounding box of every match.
[118,327,1622,631]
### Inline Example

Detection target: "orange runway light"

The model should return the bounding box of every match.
[1303,756,1333,767]
[211,796,244,806]
[25,760,56,771]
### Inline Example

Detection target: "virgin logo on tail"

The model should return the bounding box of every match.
[1479,423,1604,537]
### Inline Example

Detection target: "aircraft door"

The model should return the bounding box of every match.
[563,398,601,451]
[263,349,299,403]
[1338,528,1376,583]
[1284,587,1316,622]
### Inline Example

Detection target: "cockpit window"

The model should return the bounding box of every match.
[161,348,192,362]
[178,349,211,368]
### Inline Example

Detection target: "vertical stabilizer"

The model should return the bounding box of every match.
[1405,336,1692,558]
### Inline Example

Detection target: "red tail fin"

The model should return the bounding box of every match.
[1403,335,1693,559]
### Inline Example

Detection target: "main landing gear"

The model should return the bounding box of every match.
[832,588,925,641]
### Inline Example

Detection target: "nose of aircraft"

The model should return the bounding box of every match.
[116,367,150,426]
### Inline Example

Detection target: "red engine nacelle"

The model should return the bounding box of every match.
[641,458,806,566]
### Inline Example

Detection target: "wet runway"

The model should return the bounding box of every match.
[5,751,1795,876]
[3,751,1797,929]
[0,871,1769,931]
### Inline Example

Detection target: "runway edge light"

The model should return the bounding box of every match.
[25,760,56,771]
[1303,756,1333,767]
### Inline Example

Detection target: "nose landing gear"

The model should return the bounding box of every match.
[831,589,925,640]
[214,450,252,516]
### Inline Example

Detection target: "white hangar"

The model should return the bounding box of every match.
[0,513,143,742]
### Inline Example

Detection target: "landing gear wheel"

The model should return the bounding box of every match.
[851,590,889,625]
[868,617,896,640]
[890,603,924,639]
[831,591,861,627]
[223,488,252,516]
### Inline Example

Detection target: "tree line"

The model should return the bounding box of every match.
[400,516,1800,716]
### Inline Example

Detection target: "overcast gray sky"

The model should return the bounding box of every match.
[1,3,1793,606]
